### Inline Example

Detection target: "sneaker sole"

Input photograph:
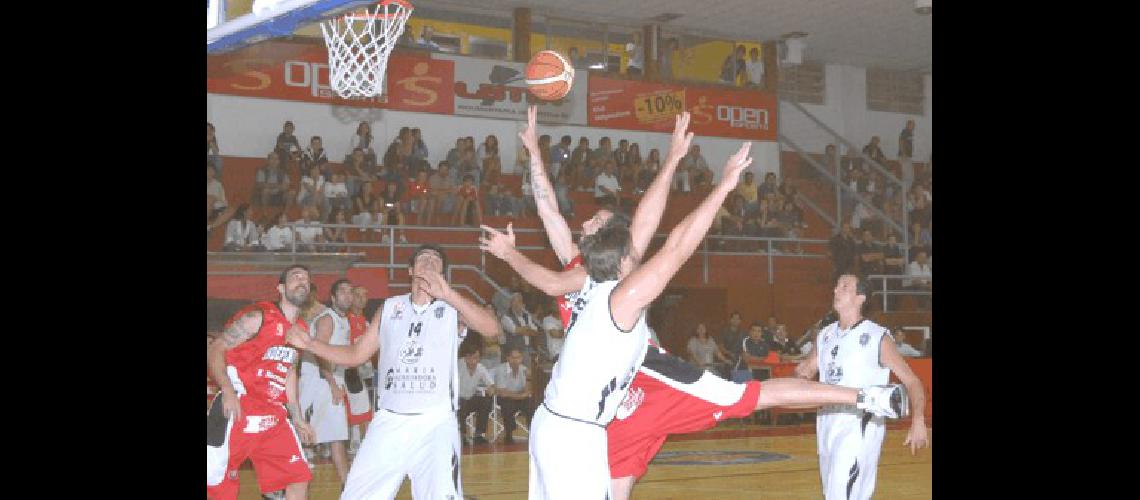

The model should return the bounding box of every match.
[891,384,910,419]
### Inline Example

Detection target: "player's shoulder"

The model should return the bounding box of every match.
[857,319,887,334]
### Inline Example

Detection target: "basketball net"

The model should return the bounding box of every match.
[320,0,413,99]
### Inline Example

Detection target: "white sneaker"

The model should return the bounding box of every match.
[856,384,909,419]
[262,491,287,500]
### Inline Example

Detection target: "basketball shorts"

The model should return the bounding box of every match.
[816,406,886,500]
[344,367,373,426]
[299,370,349,444]
[529,403,611,500]
[607,347,762,479]
[206,395,312,500]
[343,407,462,499]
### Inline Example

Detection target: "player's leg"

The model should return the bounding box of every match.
[248,419,313,500]
[408,410,463,499]
[756,378,907,418]
[849,417,887,500]
[610,475,637,500]
[342,410,412,499]
[817,414,864,500]
[206,410,251,500]
[529,406,611,500]
[329,440,350,484]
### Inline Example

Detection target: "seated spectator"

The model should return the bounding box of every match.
[613,139,631,173]
[207,122,222,176]
[223,204,263,252]
[322,172,351,218]
[550,135,572,179]
[424,163,456,225]
[476,134,500,167]
[590,136,614,169]
[894,329,924,357]
[737,172,760,215]
[904,250,932,310]
[408,128,430,172]
[255,152,290,208]
[352,180,377,218]
[492,274,522,316]
[206,164,228,224]
[828,222,858,280]
[569,137,591,190]
[275,121,303,168]
[856,229,885,278]
[540,300,565,363]
[908,185,932,227]
[622,143,643,186]
[493,348,534,445]
[454,148,481,187]
[767,324,800,357]
[756,199,783,241]
[453,175,482,227]
[594,160,621,208]
[378,183,408,244]
[349,121,377,169]
[687,323,731,373]
[293,207,323,253]
[758,172,779,200]
[740,322,772,380]
[554,170,575,217]
[850,200,875,235]
[322,210,349,253]
[343,148,370,198]
[862,135,886,167]
[484,182,514,217]
[482,156,502,190]
[296,163,325,209]
[350,199,376,242]
[821,143,840,179]
[457,343,496,445]
[301,136,328,173]
[404,170,431,223]
[883,233,907,308]
[775,200,804,254]
[680,145,711,191]
[417,25,441,51]
[263,212,295,252]
[499,292,539,365]
[445,138,464,178]
[909,221,932,256]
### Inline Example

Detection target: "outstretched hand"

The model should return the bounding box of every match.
[719,142,754,190]
[665,112,695,165]
[479,223,517,260]
[517,105,541,154]
[903,420,929,455]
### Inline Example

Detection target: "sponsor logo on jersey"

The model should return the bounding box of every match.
[614,386,645,420]
[229,470,240,480]
[263,346,297,363]
[825,363,843,385]
[435,306,445,319]
[713,410,724,421]
[859,331,871,346]
[392,302,405,320]
[399,339,424,364]
[243,414,279,433]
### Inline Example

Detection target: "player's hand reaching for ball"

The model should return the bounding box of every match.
[479,223,517,260]
[665,112,695,165]
[414,269,455,303]
[285,324,311,350]
[718,142,754,191]
[904,420,929,455]
[517,105,541,155]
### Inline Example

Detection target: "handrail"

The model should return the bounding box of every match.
[794,192,836,229]
[780,98,903,187]
[866,274,932,313]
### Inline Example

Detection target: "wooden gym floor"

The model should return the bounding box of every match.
[234,419,932,499]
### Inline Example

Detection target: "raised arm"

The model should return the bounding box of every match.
[415,269,503,339]
[208,308,265,421]
[879,335,929,455]
[518,105,576,264]
[287,309,380,367]
[480,223,588,297]
[610,142,753,330]
[629,112,694,257]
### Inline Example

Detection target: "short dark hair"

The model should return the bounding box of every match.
[578,212,633,282]
[311,135,322,142]
[409,244,449,273]
[278,265,310,284]
[462,174,474,182]
[561,135,572,143]
[329,279,353,298]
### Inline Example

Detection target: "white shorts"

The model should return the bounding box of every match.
[528,404,611,500]
[299,371,349,444]
[343,408,462,500]
[816,407,887,500]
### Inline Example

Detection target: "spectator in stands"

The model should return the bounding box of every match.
[755,199,782,243]
[625,32,644,76]
[350,121,377,169]
[207,122,222,176]
[350,189,375,239]
[343,148,370,198]
[207,164,228,223]
[590,136,613,167]
[493,349,534,446]
[453,174,481,227]
[569,137,590,178]
[898,120,916,186]
[294,206,322,253]
[457,342,495,445]
[493,274,523,316]
[408,128,429,171]
[719,311,746,362]
[894,329,924,357]
[719,44,747,85]
[540,299,565,363]
[255,152,290,208]
[500,293,539,366]
[301,136,328,173]
[822,143,840,179]
[882,233,907,308]
[908,184,932,228]
[550,135,572,177]
[613,139,631,173]
[404,170,430,223]
[741,322,772,380]
[768,324,800,357]
[775,199,804,254]
[738,172,761,215]
[909,221,932,256]
[568,46,587,70]
[364,199,386,242]
[417,25,441,51]
[758,172,778,201]
[275,121,303,168]
[762,315,780,342]
[862,136,886,166]
[904,249,932,310]
[483,183,509,217]
[476,135,500,166]
[378,182,408,244]
[829,222,858,279]
[263,212,294,252]
[322,210,349,253]
[594,160,621,208]
[635,150,659,195]
[856,229,885,282]
[455,148,481,187]
[681,145,712,191]
[850,200,875,236]
[296,163,325,210]
[352,179,377,217]
[688,323,731,373]
[745,46,765,89]
[322,172,351,218]
[224,204,263,252]
[623,143,643,186]
[446,138,464,178]
[423,162,456,225]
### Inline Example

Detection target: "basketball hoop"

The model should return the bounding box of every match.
[320,0,413,99]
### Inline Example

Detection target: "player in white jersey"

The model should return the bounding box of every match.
[286,245,502,500]
[298,278,354,487]
[795,274,929,500]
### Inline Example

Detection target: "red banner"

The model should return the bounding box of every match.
[587,75,778,141]
[206,41,454,114]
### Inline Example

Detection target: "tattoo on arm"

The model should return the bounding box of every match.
[223,311,262,348]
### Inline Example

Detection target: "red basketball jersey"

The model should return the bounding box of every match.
[348,312,367,343]
[223,301,307,410]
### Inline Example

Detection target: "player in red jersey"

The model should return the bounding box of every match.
[344,285,373,447]
[207,265,316,500]
[480,106,907,500]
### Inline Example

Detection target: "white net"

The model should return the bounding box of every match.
[320,0,413,99]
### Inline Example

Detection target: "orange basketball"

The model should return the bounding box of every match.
[526,50,575,101]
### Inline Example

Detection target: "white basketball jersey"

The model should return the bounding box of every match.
[301,308,351,378]
[544,278,650,426]
[376,294,463,413]
[815,319,892,389]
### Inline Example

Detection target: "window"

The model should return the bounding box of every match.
[779,61,825,105]
[866,68,924,115]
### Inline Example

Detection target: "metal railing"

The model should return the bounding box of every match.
[866,274,932,313]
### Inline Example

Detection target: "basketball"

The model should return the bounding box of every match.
[525,50,575,101]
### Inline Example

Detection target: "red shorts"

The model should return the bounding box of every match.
[207,403,312,500]
[607,346,762,479]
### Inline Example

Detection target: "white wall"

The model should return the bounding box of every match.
[206,93,782,180]
[778,64,931,161]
